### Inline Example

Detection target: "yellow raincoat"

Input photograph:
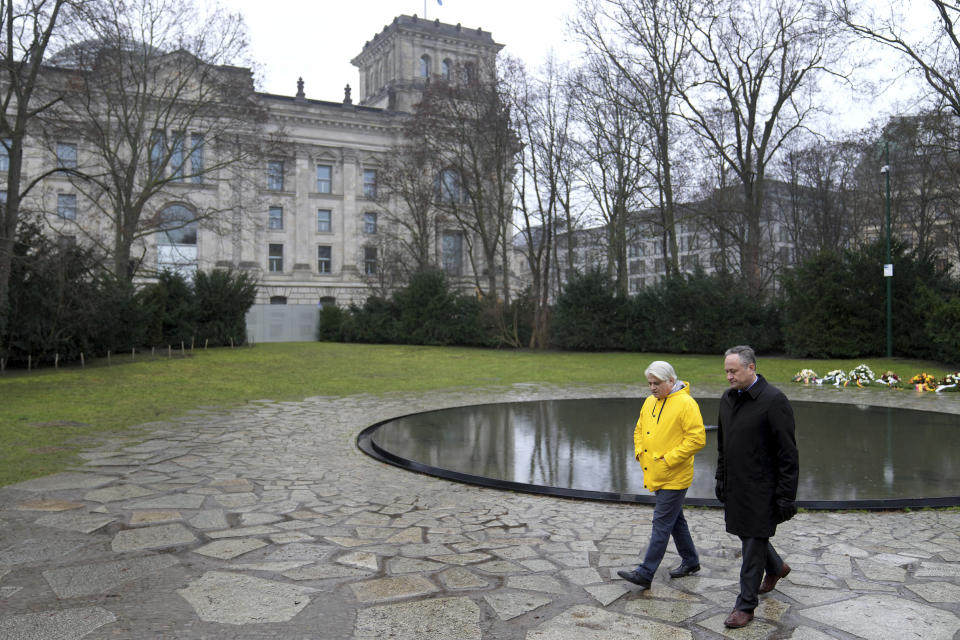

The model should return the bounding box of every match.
[634,382,706,491]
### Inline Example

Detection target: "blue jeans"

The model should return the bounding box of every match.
[635,488,699,581]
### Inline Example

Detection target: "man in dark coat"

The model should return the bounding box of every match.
[716,345,799,629]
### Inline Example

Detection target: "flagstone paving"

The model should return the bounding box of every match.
[1,383,959,639]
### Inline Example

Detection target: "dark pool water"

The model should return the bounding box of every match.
[369,398,960,503]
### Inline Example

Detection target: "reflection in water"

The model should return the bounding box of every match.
[372,398,960,501]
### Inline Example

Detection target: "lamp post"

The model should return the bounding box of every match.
[880,141,893,358]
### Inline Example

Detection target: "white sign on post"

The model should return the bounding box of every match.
[883,264,893,277]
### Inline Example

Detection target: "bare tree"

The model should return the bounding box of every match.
[676,0,843,294]
[575,0,703,276]
[0,0,78,346]
[406,62,518,303]
[378,138,441,276]
[506,55,577,347]
[49,0,261,281]
[570,54,652,296]
[773,133,866,260]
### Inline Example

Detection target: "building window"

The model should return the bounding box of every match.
[363,212,377,234]
[57,193,77,219]
[463,61,476,84]
[438,167,463,203]
[362,169,377,198]
[268,206,283,230]
[319,296,336,308]
[442,231,463,276]
[0,138,10,171]
[268,243,283,272]
[317,245,332,273]
[442,59,452,81]
[149,130,165,176]
[56,142,77,169]
[157,204,198,277]
[269,296,287,305]
[316,164,332,193]
[420,54,431,78]
[170,132,184,181]
[190,133,204,183]
[267,160,284,191]
[363,246,377,275]
[317,209,332,232]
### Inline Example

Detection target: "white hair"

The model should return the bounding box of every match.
[645,360,677,383]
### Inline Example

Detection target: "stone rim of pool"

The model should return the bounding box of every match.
[357,398,960,511]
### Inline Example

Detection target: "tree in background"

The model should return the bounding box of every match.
[0,0,79,354]
[49,0,262,280]
[676,0,845,295]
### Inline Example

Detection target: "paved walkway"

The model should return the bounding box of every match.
[1,383,959,639]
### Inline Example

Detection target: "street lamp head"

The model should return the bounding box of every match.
[880,165,890,174]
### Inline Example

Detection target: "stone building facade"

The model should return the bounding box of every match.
[18,15,503,342]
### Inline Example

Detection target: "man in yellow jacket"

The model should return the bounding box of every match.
[617,360,707,590]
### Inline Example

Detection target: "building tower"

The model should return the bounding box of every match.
[351,15,503,113]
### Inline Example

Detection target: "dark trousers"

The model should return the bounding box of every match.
[735,536,784,612]
[635,488,699,581]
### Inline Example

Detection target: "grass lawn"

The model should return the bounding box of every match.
[0,342,951,487]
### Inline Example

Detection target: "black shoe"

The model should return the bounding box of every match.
[668,562,701,578]
[616,568,652,589]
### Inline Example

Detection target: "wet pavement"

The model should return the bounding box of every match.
[1,383,958,639]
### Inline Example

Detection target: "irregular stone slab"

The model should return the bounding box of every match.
[354,596,481,640]
[584,583,630,606]
[129,510,181,525]
[270,532,314,544]
[209,478,254,492]
[340,551,380,571]
[561,567,603,586]
[124,439,177,453]
[6,472,115,492]
[906,581,960,603]
[788,627,836,640]
[854,559,906,582]
[521,559,559,572]
[492,545,539,560]
[194,538,267,560]
[265,543,335,562]
[189,510,229,530]
[127,494,206,509]
[206,525,280,539]
[827,543,871,558]
[549,551,591,567]
[214,493,259,508]
[429,552,491,565]
[42,555,178,598]
[0,534,90,565]
[177,571,314,624]
[438,567,489,590]
[240,513,283,526]
[229,561,311,573]
[34,511,116,534]
[697,613,775,639]
[283,564,372,580]
[0,606,116,639]
[385,528,424,544]
[506,575,567,594]
[387,557,442,574]
[483,591,551,621]
[915,561,960,578]
[0,586,22,598]
[349,575,438,603]
[474,559,525,575]
[111,523,197,552]
[13,498,84,511]
[776,583,848,606]
[84,484,157,503]
[625,598,712,623]
[528,605,691,639]
[802,594,960,640]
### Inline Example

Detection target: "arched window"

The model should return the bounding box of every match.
[437,167,462,203]
[441,59,452,81]
[158,204,197,245]
[156,204,198,276]
[419,54,431,78]
[463,61,477,85]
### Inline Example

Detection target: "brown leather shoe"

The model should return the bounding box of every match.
[759,562,791,594]
[724,609,753,628]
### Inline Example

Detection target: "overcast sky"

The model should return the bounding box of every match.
[216,0,929,133]
[220,0,584,101]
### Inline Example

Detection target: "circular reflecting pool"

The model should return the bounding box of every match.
[358,398,960,509]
